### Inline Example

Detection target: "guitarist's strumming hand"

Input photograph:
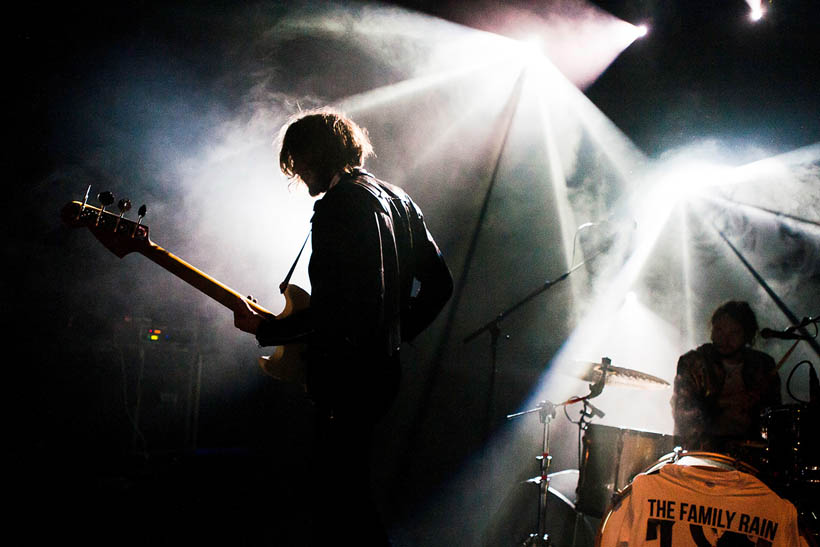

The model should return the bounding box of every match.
[234,296,264,335]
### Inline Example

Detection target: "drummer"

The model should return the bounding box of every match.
[671,300,781,453]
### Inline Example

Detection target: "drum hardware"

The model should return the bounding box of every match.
[570,359,672,519]
[575,361,670,389]
[507,357,616,546]
[576,424,677,518]
[763,316,819,538]
[523,469,579,512]
[769,314,819,406]
[507,356,675,546]
[759,403,820,538]
[463,227,614,443]
[508,399,558,546]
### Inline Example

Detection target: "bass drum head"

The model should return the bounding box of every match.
[596,451,758,547]
[668,451,758,474]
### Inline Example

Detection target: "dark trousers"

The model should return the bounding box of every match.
[306,349,400,546]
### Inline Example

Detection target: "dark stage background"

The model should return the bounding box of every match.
[11,1,820,545]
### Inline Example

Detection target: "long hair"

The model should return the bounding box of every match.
[278,108,374,180]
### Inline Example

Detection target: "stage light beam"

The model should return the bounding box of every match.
[746,0,766,21]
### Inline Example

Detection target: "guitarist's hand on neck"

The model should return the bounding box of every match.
[234,298,264,335]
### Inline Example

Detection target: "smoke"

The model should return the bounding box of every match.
[23,2,820,545]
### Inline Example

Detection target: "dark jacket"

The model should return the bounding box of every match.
[671,343,781,451]
[256,169,452,411]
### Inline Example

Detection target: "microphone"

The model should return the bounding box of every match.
[760,328,807,340]
[760,316,818,340]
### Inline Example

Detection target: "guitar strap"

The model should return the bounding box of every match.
[279,229,311,294]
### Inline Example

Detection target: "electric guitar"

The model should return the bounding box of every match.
[61,192,309,386]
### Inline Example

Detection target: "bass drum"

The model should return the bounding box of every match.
[595,451,759,547]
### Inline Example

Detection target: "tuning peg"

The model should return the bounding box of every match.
[132,204,148,238]
[115,199,132,232]
[81,185,92,208]
[98,191,114,206]
[74,185,93,220]
[95,191,114,226]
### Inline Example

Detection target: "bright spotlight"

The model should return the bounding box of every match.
[634,24,649,38]
[519,34,545,64]
[746,0,765,21]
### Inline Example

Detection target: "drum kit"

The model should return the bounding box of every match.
[506,357,819,547]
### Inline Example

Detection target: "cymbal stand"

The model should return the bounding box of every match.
[507,400,558,546]
[566,359,610,547]
[566,398,607,547]
[506,358,611,546]
[563,357,610,483]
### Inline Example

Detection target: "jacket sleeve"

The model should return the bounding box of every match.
[760,353,782,409]
[255,307,313,347]
[401,202,453,342]
[671,349,710,445]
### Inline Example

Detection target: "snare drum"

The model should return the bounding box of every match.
[577,424,676,517]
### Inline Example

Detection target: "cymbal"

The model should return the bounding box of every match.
[578,361,670,389]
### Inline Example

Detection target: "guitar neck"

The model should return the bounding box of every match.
[141,241,273,317]
[61,199,275,318]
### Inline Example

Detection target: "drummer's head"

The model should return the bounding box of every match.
[710,301,759,356]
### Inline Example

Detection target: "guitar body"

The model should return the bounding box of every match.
[258,284,311,386]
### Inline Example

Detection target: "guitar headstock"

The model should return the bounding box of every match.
[61,191,151,258]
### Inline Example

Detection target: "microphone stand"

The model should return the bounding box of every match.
[464,259,590,441]
[768,315,820,404]
[506,358,611,546]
